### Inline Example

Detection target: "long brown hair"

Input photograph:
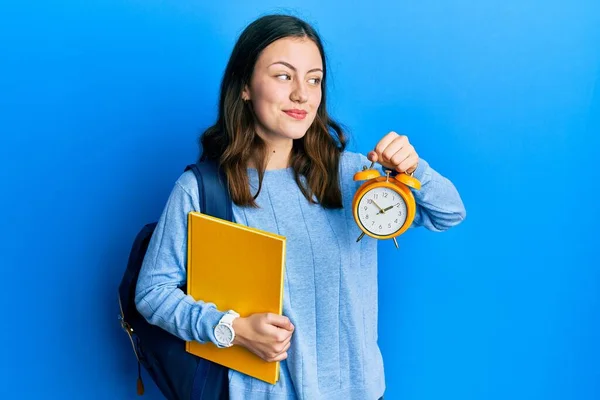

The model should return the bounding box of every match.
[200,14,347,208]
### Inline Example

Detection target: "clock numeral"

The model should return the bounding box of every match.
[379,225,382,230]
[364,206,367,211]
[374,194,378,199]
[367,199,372,204]
[372,221,375,225]
[365,214,369,219]
[388,223,391,228]
[395,202,401,208]
[383,193,388,198]
[392,196,395,201]
[395,219,398,223]
[398,211,402,216]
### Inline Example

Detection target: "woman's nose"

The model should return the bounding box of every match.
[290,81,308,103]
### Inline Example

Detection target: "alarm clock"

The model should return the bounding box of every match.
[352,161,421,248]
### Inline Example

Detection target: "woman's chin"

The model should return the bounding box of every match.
[282,124,312,140]
[273,128,308,141]
[289,131,309,140]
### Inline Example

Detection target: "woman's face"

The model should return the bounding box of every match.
[243,37,323,144]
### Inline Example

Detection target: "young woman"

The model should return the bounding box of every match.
[135,14,466,400]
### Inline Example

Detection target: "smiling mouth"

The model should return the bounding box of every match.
[283,110,308,120]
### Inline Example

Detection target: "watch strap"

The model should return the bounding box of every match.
[219,310,239,326]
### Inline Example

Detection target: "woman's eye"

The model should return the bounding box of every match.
[308,77,322,85]
[276,74,291,81]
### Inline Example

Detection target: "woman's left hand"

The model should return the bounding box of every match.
[367,131,419,174]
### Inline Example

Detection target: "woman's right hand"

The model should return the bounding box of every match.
[232,313,294,362]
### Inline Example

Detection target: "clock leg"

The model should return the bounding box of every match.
[393,237,399,249]
[356,232,366,242]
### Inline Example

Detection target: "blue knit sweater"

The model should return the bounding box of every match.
[135,151,466,400]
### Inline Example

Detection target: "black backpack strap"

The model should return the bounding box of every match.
[183,158,232,400]
[185,159,233,222]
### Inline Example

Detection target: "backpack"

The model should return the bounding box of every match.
[118,158,233,400]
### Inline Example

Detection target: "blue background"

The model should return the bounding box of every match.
[1,1,599,399]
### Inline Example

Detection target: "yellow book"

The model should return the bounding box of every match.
[185,211,287,385]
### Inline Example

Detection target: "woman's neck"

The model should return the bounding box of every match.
[252,130,294,170]
[265,145,292,170]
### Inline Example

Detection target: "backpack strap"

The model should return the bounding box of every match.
[185,159,233,399]
[185,159,233,222]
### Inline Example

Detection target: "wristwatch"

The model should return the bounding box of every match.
[214,310,239,348]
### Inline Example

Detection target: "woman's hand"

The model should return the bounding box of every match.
[368,131,419,174]
[232,313,294,362]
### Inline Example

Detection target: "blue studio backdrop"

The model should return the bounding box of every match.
[1,1,599,399]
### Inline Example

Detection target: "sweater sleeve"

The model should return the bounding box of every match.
[134,171,226,344]
[354,152,466,232]
[406,157,466,231]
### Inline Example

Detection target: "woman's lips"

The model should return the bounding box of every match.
[283,109,308,120]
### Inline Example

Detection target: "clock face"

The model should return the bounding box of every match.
[357,186,408,236]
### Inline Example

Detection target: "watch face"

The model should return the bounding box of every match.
[357,187,408,236]
[215,324,233,345]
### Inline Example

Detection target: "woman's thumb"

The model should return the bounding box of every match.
[269,314,294,331]
[367,151,378,163]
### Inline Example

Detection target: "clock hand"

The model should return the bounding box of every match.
[376,205,395,215]
[371,200,385,214]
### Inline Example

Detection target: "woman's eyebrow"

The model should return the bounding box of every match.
[269,61,323,73]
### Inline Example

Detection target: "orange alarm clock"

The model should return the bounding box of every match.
[352,161,421,248]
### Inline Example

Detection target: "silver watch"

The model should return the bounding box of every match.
[214,310,239,348]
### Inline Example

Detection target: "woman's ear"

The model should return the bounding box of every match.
[241,85,251,101]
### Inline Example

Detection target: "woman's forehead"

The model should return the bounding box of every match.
[257,37,323,70]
